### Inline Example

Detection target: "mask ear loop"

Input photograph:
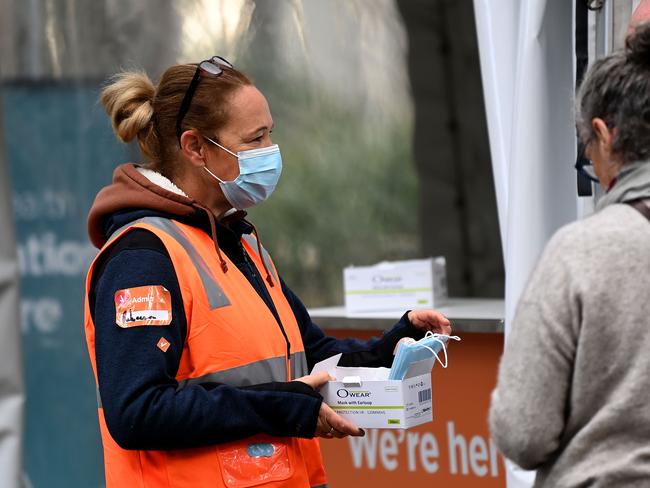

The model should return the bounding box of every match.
[205,135,238,157]
[414,331,461,369]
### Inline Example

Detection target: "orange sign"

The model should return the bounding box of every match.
[114,285,172,328]
[320,331,506,487]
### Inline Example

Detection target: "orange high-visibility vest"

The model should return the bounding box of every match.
[84,217,327,488]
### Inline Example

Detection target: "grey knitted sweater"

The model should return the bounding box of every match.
[490,162,650,487]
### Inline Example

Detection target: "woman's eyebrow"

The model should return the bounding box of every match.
[245,123,275,138]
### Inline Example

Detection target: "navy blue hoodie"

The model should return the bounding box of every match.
[86,163,424,450]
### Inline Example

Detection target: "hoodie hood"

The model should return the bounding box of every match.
[86,163,278,285]
[596,160,650,211]
[88,163,199,249]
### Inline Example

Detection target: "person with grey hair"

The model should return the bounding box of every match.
[489,22,650,487]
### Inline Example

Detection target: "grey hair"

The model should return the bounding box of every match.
[576,22,650,163]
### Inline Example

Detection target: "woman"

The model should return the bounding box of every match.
[490,22,650,487]
[84,56,451,488]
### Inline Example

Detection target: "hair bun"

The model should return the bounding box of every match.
[626,22,650,67]
[101,71,156,143]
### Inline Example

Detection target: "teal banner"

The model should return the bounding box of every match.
[2,82,130,487]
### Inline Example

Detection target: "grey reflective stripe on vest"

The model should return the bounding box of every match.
[177,355,289,389]
[98,352,309,406]
[177,351,309,391]
[291,351,309,379]
[311,484,328,488]
[142,217,230,309]
[241,234,278,281]
[114,217,231,310]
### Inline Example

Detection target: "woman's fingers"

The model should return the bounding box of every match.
[408,309,452,335]
[315,403,365,438]
[294,371,332,390]
[296,375,365,439]
[322,403,364,437]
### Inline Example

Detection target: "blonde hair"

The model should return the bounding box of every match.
[101,71,156,157]
[100,62,251,177]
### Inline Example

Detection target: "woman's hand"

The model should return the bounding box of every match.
[295,371,331,390]
[407,309,452,335]
[315,402,364,438]
[294,371,365,439]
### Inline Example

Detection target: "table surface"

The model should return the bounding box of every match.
[308,298,505,333]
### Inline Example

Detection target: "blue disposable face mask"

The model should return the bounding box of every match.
[203,136,282,210]
[388,332,461,380]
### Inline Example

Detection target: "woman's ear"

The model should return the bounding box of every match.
[180,129,207,168]
[591,118,613,155]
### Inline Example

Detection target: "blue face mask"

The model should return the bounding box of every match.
[388,332,461,380]
[203,136,283,210]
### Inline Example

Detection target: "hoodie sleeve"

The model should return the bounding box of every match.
[279,278,426,372]
[91,233,322,451]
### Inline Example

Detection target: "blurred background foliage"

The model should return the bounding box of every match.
[180,0,420,306]
[247,82,419,305]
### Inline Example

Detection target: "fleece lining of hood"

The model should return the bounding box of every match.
[136,167,189,197]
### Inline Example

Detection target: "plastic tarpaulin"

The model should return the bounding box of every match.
[474,0,578,486]
[0,94,24,487]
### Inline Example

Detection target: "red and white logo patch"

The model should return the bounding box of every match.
[114,285,172,328]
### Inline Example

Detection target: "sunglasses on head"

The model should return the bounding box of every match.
[176,55,233,145]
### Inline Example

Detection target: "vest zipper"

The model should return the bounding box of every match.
[241,244,292,380]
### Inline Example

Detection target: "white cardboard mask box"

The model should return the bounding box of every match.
[343,257,448,315]
[312,354,434,429]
